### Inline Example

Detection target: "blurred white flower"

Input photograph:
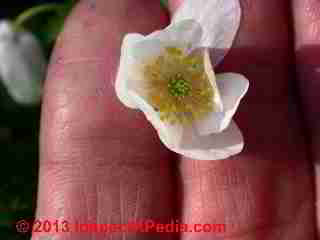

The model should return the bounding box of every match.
[0,20,46,105]
[115,0,249,160]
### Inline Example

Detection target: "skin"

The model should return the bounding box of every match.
[33,0,320,239]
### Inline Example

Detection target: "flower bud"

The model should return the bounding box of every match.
[0,21,46,105]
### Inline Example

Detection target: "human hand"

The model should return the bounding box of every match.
[34,0,317,239]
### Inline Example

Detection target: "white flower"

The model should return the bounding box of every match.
[0,21,46,105]
[115,0,249,160]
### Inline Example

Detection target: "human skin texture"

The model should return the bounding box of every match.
[293,0,320,236]
[35,0,318,239]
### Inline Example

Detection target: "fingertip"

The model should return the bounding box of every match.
[41,0,172,166]
[293,0,320,47]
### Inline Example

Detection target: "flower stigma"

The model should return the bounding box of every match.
[143,47,216,125]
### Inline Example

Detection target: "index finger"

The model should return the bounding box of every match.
[36,1,177,239]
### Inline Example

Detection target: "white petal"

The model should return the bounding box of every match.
[129,20,203,62]
[0,21,14,40]
[19,31,47,76]
[147,19,203,49]
[115,33,145,108]
[129,89,244,161]
[116,36,173,109]
[125,39,166,99]
[0,24,46,105]
[128,90,183,148]
[174,121,244,160]
[19,31,47,90]
[130,90,243,160]
[129,39,166,64]
[203,49,223,112]
[172,0,241,63]
[217,73,249,113]
[195,73,249,135]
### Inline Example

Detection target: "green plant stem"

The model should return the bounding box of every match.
[14,3,65,29]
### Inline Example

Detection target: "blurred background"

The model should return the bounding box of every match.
[0,0,167,239]
[0,1,75,239]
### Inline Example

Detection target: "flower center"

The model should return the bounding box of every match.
[143,47,215,125]
[168,73,191,97]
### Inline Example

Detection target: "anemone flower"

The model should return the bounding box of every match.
[116,0,249,160]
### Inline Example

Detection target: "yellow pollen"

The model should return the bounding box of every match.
[143,47,215,125]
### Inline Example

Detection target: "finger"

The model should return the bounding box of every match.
[169,0,315,239]
[35,1,176,239]
[292,0,320,235]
